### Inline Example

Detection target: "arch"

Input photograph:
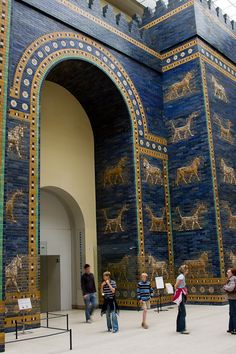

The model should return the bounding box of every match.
[8,31,147,264]
[7,31,168,299]
[40,186,86,309]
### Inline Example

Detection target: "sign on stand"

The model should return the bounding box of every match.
[18,298,32,311]
[155,276,164,290]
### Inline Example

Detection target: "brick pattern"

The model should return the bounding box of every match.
[0,0,236,349]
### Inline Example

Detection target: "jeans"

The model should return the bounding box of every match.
[229,299,236,332]
[84,293,97,321]
[177,294,186,332]
[106,302,119,332]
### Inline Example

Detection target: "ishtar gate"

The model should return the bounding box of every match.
[0,0,236,351]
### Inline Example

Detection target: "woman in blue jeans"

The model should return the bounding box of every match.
[101,271,119,333]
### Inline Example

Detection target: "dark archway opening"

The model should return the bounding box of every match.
[43,59,139,297]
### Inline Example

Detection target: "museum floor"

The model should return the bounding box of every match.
[5,305,235,354]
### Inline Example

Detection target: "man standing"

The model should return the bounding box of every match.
[81,264,97,323]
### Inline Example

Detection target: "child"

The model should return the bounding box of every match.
[101,271,119,333]
[137,273,153,329]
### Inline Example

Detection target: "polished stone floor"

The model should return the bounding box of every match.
[5,305,235,354]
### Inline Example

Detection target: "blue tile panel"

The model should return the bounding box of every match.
[1,0,236,340]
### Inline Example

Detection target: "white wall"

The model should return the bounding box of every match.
[40,81,97,308]
[40,189,72,310]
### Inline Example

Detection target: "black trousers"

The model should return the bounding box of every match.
[176,294,186,332]
[229,299,236,332]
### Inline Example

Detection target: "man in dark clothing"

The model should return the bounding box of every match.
[81,264,97,323]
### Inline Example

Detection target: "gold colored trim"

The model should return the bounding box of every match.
[162,53,200,72]
[201,56,236,82]
[57,0,161,59]
[0,333,5,344]
[198,40,236,71]
[200,60,225,278]
[141,0,194,30]
[5,314,40,328]
[146,133,167,145]
[187,278,226,285]
[8,109,31,121]
[5,291,40,301]
[162,39,198,59]
[188,295,227,302]
[139,147,167,160]
[163,159,174,277]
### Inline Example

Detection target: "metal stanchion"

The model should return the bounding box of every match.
[15,321,18,340]
[46,312,49,328]
[69,329,72,350]
[66,314,69,331]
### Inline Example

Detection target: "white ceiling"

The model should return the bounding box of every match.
[136,0,236,21]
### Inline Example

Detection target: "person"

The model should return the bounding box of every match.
[137,272,153,329]
[223,267,236,335]
[81,264,97,323]
[101,271,119,333]
[173,264,189,334]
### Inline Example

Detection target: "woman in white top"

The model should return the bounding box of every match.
[174,264,189,334]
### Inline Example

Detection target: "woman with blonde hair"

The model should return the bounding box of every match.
[173,264,189,334]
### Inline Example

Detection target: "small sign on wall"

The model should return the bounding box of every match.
[18,298,32,311]
[40,241,47,255]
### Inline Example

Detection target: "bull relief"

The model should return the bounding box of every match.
[145,206,166,232]
[143,158,163,185]
[227,250,236,267]
[176,157,202,185]
[103,157,127,187]
[103,205,128,233]
[214,114,233,143]
[185,252,209,278]
[223,202,236,229]
[8,125,24,159]
[6,190,24,223]
[211,75,228,103]
[5,255,23,292]
[143,255,169,281]
[107,255,129,282]
[169,111,199,143]
[220,158,236,184]
[165,71,195,102]
[175,203,207,231]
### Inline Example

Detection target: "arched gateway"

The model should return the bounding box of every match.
[3,31,171,333]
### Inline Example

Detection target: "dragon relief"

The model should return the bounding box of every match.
[170,111,199,143]
[103,205,128,233]
[175,203,207,231]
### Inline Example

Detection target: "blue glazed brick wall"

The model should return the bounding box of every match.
[19,0,161,71]
[204,63,236,271]
[110,50,165,138]
[2,0,236,340]
[163,59,221,278]
[141,154,169,268]
[195,1,236,64]
[143,4,196,52]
